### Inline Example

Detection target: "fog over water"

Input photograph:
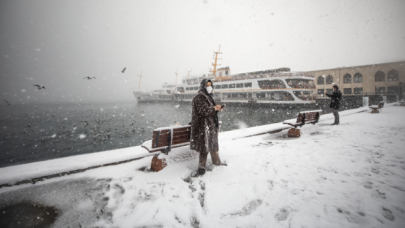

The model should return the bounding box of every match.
[1,0,404,104]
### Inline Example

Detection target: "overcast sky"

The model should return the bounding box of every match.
[1,0,404,104]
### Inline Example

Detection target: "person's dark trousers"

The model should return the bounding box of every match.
[198,151,221,169]
[333,109,339,124]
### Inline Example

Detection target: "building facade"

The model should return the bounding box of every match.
[307,61,405,99]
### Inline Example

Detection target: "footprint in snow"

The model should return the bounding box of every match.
[372,189,386,199]
[275,207,290,221]
[222,200,263,218]
[363,181,373,189]
[382,207,395,221]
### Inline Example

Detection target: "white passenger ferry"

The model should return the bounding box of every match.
[134,47,317,105]
[133,83,177,102]
[173,67,316,104]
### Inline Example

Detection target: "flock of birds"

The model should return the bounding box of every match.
[2,65,192,150]
[3,67,127,106]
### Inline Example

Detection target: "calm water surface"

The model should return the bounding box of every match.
[0,101,316,167]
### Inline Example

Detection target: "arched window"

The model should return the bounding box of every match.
[317,76,325,84]
[375,71,385,82]
[343,74,352,83]
[326,75,333,84]
[353,73,363,83]
[387,69,399,81]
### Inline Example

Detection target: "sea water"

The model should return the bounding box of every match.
[0,101,312,167]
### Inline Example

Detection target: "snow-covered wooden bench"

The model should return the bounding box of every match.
[369,101,384,113]
[282,110,321,137]
[142,125,191,154]
[142,122,221,171]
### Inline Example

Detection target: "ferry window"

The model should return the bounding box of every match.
[285,79,314,89]
[225,71,228,75]
[229,84,236,88]
[194,87,198,90]
[222,84,229,89]
[354,88,363,94]
[326,75,333,84]
[215,85,221,89]
[256,92,265,98]
[236,83,243,88]
[326,89,333,94]
[317,89,324,94]
[244,82,252,88]
[177,87,184,92]
[344,88,352,94]
[276,91,295,101]
[293,91,311,101]
[186,87,190,91]
[375,87,385,94]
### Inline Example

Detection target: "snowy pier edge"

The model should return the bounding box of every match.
[1,103,404,227]
[0,106,370,187]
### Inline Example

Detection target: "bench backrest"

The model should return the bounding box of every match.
[296,112,320,124]
[151,126,191,149]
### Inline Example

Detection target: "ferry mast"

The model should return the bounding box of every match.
[175,68,178,86]
[210,45,231,80]
[210,45,222,76]
[137,71,142,92]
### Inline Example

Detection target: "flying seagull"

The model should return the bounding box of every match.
[4,99,10,105]
[34,85,46,90]
[121,67,126,73]
[84,76,96,80]
[81,120,89,127]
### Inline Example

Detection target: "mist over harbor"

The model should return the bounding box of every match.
[1,0,405,104]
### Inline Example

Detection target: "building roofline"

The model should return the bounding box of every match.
[304,60,405,73]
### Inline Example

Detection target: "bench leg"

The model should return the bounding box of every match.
[371,109,379,114]
[151,155,167,172]
[287,128,301,138]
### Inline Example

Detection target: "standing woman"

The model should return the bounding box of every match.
[190,79,224,176]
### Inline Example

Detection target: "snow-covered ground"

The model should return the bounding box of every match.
[0,105,404,227]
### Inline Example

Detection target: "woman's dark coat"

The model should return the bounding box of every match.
[326,87,342,109]
[190,80,219,154]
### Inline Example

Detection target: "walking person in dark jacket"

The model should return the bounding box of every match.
[190,79,224,176]
[325,85,342,125]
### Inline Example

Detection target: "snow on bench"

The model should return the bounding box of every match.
[369,101,384,113]
[283,110,322,128]
[141,125,192,154]
[282,110,322,137]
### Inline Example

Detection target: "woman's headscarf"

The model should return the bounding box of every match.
[199,79,219,129]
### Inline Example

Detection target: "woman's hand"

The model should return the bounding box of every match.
[214,105,222,111]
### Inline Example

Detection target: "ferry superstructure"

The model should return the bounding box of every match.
[174,69,316,104]
[133,46,317,105]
